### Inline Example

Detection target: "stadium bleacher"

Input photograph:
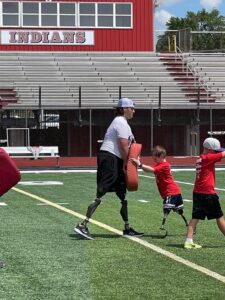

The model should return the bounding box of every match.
[0,86,18,108]
[186,53,225,102]
[159,52,218,103]
[1,51,223,110]
[0,51,224,110]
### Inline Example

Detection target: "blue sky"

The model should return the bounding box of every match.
[154,0,225,31]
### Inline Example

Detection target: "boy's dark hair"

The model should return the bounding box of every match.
[151,145,166,158]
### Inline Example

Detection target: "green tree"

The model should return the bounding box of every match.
[156,9,225,52]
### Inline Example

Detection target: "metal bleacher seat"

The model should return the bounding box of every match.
[187,53,225,101]
[1,51,222,109]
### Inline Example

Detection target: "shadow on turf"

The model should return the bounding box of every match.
[166,243,185,249]
[70,232,186,240]
[167,243,224,249]
[69,233,120,240]
[146,232,185,239]
[197,245,224,249]
[146,233,168,239]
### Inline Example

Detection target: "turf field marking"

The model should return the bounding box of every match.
[19,181,63,186]
[12,186,225,284]
[20,168,225,174]
[138,200,149,203]
[37,202,69,206]
[21,170,97,174]
[183,199,192,203]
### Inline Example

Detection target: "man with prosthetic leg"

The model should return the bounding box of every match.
[74,98,144,240]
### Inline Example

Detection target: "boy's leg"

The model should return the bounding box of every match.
[184,193,203,249]
[161,196,174,229]
[186,218,199,239]
[160,208,170,229]
[171,194,188,226]
[163,194,188,228]
[216,216,225,235]
[207,194,225,235]
[177,209,188,226]
[184,218,202,249]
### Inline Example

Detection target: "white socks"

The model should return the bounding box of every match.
[185,238,193,243]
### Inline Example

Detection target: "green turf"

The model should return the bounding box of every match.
[0,170,225,299]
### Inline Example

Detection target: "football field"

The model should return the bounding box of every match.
[1,169,225,299]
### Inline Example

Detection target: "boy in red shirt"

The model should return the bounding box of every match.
[184,137,225,249]
[132,145,188,232]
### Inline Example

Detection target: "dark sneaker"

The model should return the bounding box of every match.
[74,223,94,240]
[123,227,144,237]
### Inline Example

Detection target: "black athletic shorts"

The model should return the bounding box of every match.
[163,194,184,211]
[96,151,126,197]
[192,192,224,220]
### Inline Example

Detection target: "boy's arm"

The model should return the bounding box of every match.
[130,158,154,173]
[221,151,225,158]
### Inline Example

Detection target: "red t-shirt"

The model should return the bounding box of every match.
[194,152,222,194]
[153,161,181,198]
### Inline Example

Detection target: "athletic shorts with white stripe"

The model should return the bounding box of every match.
[163,194,184,211]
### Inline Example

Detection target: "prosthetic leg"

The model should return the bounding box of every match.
[177,209,188,227]
[160,208,171,230]
[119,198,144,237]
[117,189,144,237]
[82,198,102,225]
[116,189,129,229]
[159,208,170,237]
[74,197,102,240]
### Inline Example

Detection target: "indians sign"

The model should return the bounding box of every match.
[0,30,94,45]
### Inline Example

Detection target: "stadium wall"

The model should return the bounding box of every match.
[0,0,154,52]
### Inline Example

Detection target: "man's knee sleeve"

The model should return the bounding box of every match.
[120,200,128,222]
[86,198,101,219]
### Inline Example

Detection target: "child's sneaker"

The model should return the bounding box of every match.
[184,241,202,249]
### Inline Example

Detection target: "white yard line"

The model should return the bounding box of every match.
[20,168,225,174]
[12,186,225,284]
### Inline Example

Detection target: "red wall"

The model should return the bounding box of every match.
[0,0,153,52]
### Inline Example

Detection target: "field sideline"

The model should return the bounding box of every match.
[1,169,225,299]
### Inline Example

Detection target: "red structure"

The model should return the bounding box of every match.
[0,0,154,52]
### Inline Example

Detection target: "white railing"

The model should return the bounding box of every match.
[176,46,212,102]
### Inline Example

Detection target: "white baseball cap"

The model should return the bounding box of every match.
[203,137,225,152]
[116,98,134,108]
